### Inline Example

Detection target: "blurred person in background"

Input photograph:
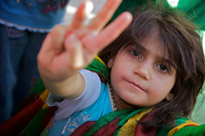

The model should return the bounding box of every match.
[0,0,70,123]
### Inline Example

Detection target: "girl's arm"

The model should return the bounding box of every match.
[37,0,132,99]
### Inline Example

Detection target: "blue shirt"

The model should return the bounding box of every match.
[47,69,115,136]
[0,0,68,30]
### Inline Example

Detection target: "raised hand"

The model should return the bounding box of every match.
[38,0,132,98]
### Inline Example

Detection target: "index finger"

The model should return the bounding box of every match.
[87,0,122,32]
[70,1,87,29]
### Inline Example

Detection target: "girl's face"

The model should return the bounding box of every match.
[108,36,177,106]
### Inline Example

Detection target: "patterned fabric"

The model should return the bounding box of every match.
[71,108,153,136]
[70,107,205,136]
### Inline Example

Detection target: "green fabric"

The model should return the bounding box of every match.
[30,78,45,95]
[155,117,189,136]
[156,126,172,136]
[19,108,47,136]
[85,58,110,83]
[39,128,49,136]
[156,117,205,136]
[173,124,205,136]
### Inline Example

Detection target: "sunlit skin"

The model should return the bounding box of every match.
[108,36,177,107]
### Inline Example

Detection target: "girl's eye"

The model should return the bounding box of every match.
[156,64,170,73]
[130,49,142,59]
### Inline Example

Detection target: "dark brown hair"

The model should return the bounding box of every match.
[99,1,205,126]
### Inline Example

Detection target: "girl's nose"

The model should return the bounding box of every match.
[134,59,151,80]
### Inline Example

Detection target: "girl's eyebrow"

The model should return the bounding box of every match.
[134,41,146,52]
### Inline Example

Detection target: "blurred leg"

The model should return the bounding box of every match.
[0,24,27,123]
[12,31,47,114]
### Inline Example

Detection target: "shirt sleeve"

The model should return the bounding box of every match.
[47,69,101,121]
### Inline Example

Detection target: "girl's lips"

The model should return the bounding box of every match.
[126,80,146,93]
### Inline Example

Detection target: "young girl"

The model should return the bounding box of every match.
[38,0,205,135]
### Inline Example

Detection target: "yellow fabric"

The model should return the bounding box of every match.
[42,103,48,109]
[39,89,49,109]
[117,108,153,136]
[95,56,106,65]
[168,120,200,136]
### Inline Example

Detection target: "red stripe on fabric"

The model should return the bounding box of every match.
[0,97,44,136]
[40,106,57,131]
[71,121,96,136]
[93,117,120,136]
[89,71,106,83]
[135,111,156,136]
[185,124,199,127]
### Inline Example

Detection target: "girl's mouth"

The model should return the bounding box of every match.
[126,80,146,93]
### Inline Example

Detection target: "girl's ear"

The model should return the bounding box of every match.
[107,59,114,68]
[166,93,174,101]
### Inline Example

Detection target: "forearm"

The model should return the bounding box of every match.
[42,72,85,99]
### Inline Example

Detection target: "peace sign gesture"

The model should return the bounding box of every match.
[38,0,132,98]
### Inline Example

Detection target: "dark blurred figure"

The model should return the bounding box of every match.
[0,0,70,123]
